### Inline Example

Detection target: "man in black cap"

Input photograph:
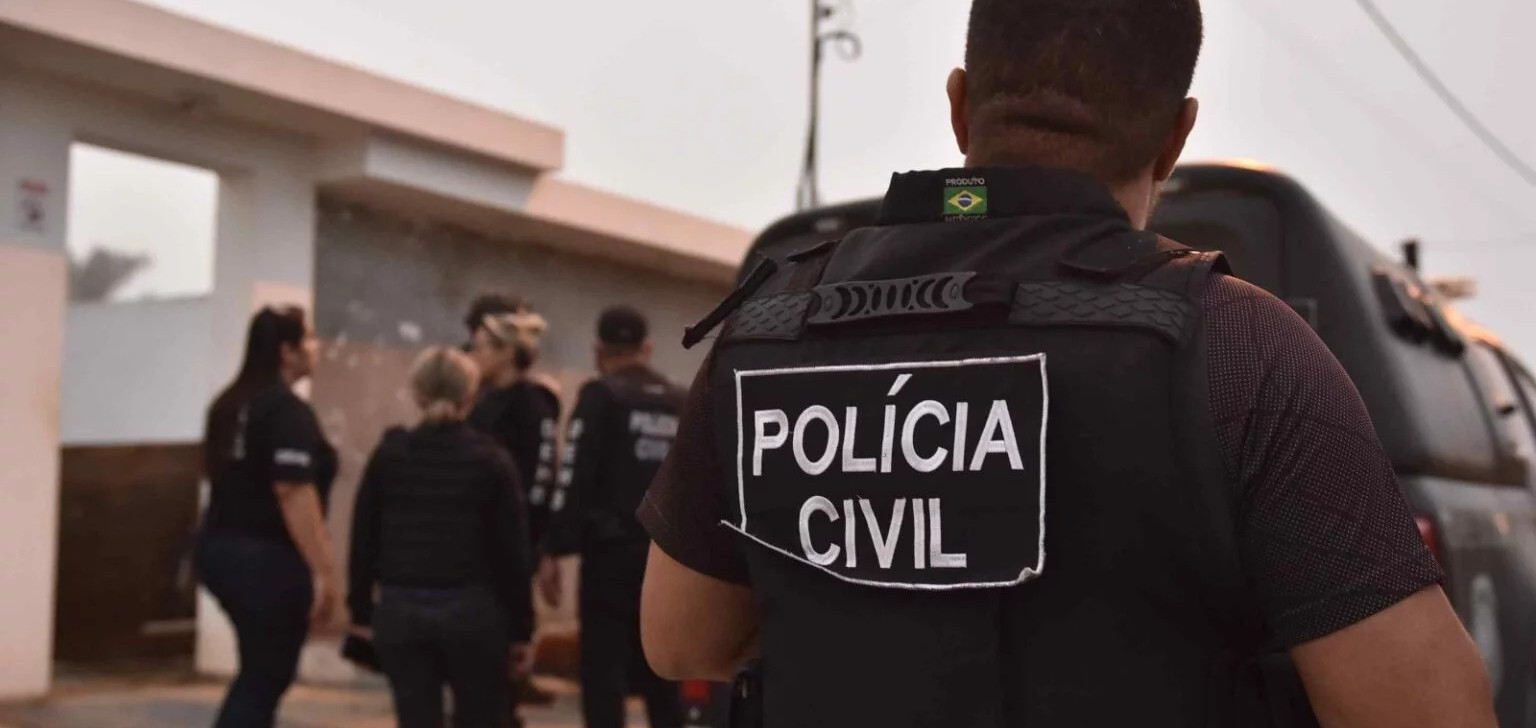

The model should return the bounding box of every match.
[543,305,685,728]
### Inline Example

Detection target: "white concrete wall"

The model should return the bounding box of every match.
[0,63,319,695]
[0,247,67,700]
[60,298,213,445]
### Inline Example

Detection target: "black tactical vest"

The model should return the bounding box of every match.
[698,168,1270,728]
[581,365,687,542]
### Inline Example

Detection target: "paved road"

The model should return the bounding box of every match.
[0,677,638,728]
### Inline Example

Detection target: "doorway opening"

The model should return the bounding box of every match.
[54,142,220,679]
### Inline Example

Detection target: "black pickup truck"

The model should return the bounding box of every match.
[722,162,1536,727]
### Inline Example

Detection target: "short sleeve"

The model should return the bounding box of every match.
[637,354,751,585]
[266,393,324,484]
[1204,275,1444,648]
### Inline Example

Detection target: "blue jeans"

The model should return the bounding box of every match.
[195,532,312,728]
[374,585,511,728]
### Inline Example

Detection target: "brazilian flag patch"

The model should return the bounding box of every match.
[944,186,988,217]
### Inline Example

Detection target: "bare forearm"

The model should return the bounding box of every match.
[276,482,333,575]
[641,543,760,681]
[1295,587,1497,728]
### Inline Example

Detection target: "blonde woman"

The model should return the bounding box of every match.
[349,347,534,728]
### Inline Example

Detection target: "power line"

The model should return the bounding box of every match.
[1232,0,1534,228]
[1351,0,1536,189]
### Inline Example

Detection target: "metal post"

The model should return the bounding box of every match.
[797,0,822,210]
[795,2,860,212]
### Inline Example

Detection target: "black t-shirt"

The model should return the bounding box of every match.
[546,365,685,557]
[204,383,337,541]
[639,273,1443,650]
[468,379,562,541]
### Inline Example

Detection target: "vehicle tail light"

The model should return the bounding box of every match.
[1415,515,1442,564]
[680,680,713,705]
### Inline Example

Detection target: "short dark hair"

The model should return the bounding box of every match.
[597,305,649,351]
[464,294,528,336]
[963,0,1203,181]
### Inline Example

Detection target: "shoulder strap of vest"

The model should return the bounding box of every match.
[716,235,1230,347]
[1057,231,1231,292]
[782,239,841,288]
[1056,228,1165,281]
[1132,235,1232,298]
[1005,237,1231,345]
[682,240,840,350]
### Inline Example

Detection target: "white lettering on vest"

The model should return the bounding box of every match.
[629,411,679,438]
[861,498,907,570]
[901,400,950,472]
[635,438,672,462]
[969,400,1024,471]
[793,496,968,571]
[752,409,788,477]
[928,499,967,568]
[880,404,896,473]
[793,406,839,475]
[951,402,969,471]
[753,394,1025,475]
[799,496,841,565]
[843,498,858,568]
[912,497,927,570]
[841,406,877,472]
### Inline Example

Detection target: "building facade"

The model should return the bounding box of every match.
[0,0,748,699]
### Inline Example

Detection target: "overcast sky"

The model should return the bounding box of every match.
[93,0,1536,353]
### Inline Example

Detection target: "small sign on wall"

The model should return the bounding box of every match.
[17,179,48,234]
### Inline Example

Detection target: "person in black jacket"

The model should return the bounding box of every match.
[349,347,534,728]
[463,295,562,550]
[198,305,338,728]
[543,306,685,728]
[461,294,563,714]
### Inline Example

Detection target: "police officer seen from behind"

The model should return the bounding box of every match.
[636,1,1497,726]
[544,306,684,728]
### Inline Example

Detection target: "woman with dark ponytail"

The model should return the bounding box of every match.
[348,347,535,728]
[197,305,338,728]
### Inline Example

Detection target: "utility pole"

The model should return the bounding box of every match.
[796,0,862,211]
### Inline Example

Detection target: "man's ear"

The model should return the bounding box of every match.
[1153,98,1199,182]
[947,68,971,156]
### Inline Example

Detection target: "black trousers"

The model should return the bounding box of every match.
[375,585,511,728]
[195,532,312,728]
[579,539,681,728]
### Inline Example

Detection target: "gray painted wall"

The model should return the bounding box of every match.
[313,197,726,387]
